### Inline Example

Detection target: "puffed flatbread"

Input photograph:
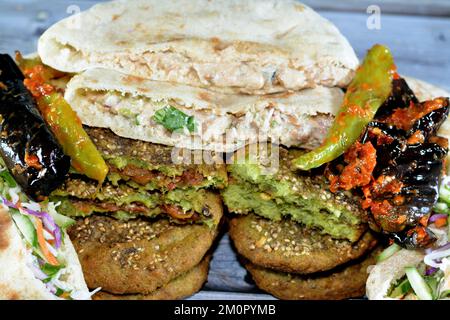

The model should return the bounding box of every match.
[0,208,90,300]
[38,0,358,94]
[365,249,425,300]
[64,68,344,152]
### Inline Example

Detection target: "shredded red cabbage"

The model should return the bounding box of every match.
[425,266,439,276]
[1,197,62,249]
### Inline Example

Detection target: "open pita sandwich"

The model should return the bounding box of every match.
[64,68,344,153]
[0,160,91,300]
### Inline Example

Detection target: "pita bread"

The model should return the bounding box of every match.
[366,249,425,300]
[64,68,344,152]
[38,0,358,94]
[0,208,90,300]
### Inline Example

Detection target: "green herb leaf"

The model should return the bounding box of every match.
[55,287,67,297]
[41,263,64,278]
[389,277,412,298]
[0,169,17,188]
[153,106,196,133]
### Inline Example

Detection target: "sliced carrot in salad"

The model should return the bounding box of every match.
[34,217,59,266]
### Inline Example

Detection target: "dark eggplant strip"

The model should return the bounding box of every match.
[408,105,449,140]
[364,80,449,248]
[374,78,419,118]
[329,77,449,248]
[0,54,70,200]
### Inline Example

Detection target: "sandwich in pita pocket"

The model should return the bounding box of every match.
[63,68,344,153]
[366,225,450,300]
[38,0,358,95]
[0,164,92,300]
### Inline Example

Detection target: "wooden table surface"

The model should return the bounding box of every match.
[0,0,449,300]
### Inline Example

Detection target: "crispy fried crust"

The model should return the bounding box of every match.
[86,126,227,185]
[68,192,222,295]
[245,248,380,300]
[94,256,210,300]
[225,146,369,242]
[229,214,377,274]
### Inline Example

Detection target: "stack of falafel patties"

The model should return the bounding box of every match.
[50,128,227,299]
[222,145,379,300]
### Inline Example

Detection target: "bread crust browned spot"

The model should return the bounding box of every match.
[0,284,20,300]
[211,37,228,51]
[0,211,12,250]
[197,91,213,102]
[229,214,378,274]
[123,74,145,84]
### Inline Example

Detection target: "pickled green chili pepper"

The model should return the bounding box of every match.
[15,52,64,80]
[293,44,396,171]
[38,93,109,184]
[21,57,108,184]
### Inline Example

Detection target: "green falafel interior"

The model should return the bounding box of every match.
[222,145,368,242]
[51,127,227,226]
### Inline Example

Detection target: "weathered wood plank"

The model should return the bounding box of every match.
[188,291,276,300]
[4,0,450,16]
[302,0,450,17]
[320,11,450,91]
[205,234,257,293]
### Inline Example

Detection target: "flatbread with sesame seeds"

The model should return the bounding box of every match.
[229,214,378,274]
[93,256,211,300]
[68,192,222,295]
[245,247,380,300]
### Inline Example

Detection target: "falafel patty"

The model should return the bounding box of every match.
[86,127,228,191]
[94,256,211,300]
[245,248,380,300]
[223,145,368,242]
[68,192,223,295]
[229,214,377,274]
[51,127,227,223]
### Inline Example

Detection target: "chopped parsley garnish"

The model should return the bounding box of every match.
[153,106,196,133]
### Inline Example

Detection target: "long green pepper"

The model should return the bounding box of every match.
[18,55,109,184]
[294,44,396,171]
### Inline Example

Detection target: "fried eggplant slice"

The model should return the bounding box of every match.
[0,54,70,200]
[328,78,449,248]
